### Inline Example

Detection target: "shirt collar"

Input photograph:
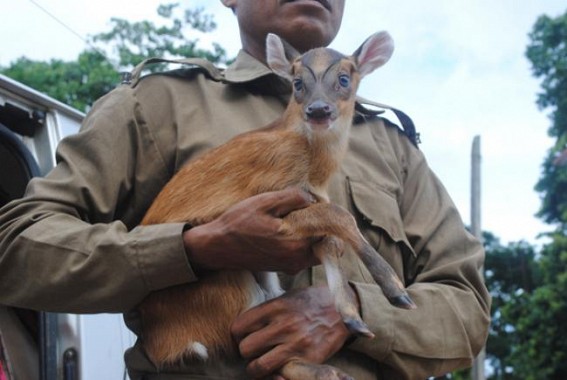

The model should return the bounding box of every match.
[224,50,277,83]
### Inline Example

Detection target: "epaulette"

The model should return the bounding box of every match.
[354,96,421,148]
[121,57,225,88]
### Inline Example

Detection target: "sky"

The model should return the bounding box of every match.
[1,0,566,245]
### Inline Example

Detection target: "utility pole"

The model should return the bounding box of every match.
[471,135,485,380]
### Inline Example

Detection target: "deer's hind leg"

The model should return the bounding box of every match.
[280,203,416,310]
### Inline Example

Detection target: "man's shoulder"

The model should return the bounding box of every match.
[354,98,421,149]
[127,57,225,89]
[102,57,229,113]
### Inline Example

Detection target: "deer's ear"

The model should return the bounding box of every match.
[266,33,300,81]
[353,31,394,78]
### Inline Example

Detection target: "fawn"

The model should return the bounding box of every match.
[138,31,415,380]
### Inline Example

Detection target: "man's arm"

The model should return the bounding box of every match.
[0,86,195,313]
[347,142,491,378]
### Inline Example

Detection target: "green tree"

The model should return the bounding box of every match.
[92,4,229,73]
[0,4,230,111]
[483,234,540,380]
[2,51,117,111]
[527,11,567,227]
[439,232,540,380]
[499,234,567,380]
[495,8,567,380]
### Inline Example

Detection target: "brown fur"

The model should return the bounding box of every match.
[138,107,355,366]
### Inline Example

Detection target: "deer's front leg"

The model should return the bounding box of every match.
[312,236,374,338]
[280,203,416,310]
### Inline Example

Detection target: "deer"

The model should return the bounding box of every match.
[138,31,416,380]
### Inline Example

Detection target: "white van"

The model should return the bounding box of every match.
[0,73,134,380]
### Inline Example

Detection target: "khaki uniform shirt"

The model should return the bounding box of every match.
[0,50,490,380]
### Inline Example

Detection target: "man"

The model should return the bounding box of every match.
[0,0,490,379]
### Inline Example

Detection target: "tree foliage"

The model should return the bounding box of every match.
[93,4,229,73]
[2,51,117,111]
[440,232,541,380]
[482,234,540,380]
[0,4,231,111]
[526,11,567,227]
[499,234,567,380]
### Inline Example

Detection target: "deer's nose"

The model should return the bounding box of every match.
[306,101,332,120]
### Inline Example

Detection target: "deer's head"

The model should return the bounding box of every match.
[267,31,394,139]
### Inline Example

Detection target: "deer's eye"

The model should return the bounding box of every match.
[338,74,350,88]
[293,78,304,91]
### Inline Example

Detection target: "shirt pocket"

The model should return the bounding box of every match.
[346,176,416,284]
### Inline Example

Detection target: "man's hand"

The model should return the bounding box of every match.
[231,286,352,379]
[182,187,319,274]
